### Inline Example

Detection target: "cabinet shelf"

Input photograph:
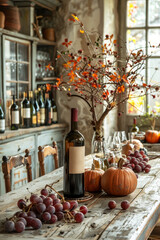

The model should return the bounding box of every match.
[36,77,58,82]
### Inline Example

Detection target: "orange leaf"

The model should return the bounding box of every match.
[71,14,80,22]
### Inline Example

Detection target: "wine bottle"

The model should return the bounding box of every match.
[51,90,58,124]
[34,90,40,127]
[0,99,5,133]
[22,92,31,128]
[29,91,36,128]
[10,95,19,130]
[38,88,45,126]
[20,92,25,128]
[131,118,139,133]
[63,108,85,198]
[45,93,51,125]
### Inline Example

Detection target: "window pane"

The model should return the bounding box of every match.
[6,82,17,99]
[148,29,160,56]
[5,40,16,60]
[148,92,160,114]
[5,62,17,80]
[19,83,29,99]
[18,43,29,62]
[148,58,160,86]
[148,0,160,26]
[127,89,146,115]
[127,29,145,53]
[127,0,146,27]
[18,63,29,81]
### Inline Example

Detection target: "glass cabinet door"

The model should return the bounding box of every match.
[4,36,31,126]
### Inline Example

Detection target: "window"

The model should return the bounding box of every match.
[126,0,160,116]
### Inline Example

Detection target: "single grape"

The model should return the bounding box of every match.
[138,162,145,170]
[49,193,57,201]
[53,198,61,205]
[30,218,42,229]
[17,199,26,209]
[4,220,15,232]
[30,194,38,202]
[79,205,88,215]
[43,197,53,207]
[30,195,42,204]
[41,188,49,196]
[143,157,149,162]
[36,203,46,213]
[108,200,116,209]
[74,212,84,223]
[15,211,22,217]
[54,203,63,212]
[28,211,36,218]
[55,211,64,221]
[135,165,142,173]
[42,212,51,222]
[46,205,55,215]
[144,167,150,173]
[19,211,28,218]
[146,164,151,168]
[40,195,46,200]
[63,201,70,211]
[69,200,78,210]
[25,216,34,227]
[121,200,130,210]
[15,221,25,233]
[50,214,58,224]
[17,217,27,226]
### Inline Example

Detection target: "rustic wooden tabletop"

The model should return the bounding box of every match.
[0,155,160,240]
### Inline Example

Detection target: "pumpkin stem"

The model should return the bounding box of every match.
[91,163,95,170]
[117,158,126,169]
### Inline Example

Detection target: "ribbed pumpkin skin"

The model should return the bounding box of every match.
[101,167,137,196]
[85,168,104,192]
[145,130,159,143]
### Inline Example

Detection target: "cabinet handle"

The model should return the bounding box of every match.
[17,146,21,152]
[51,137,53,141]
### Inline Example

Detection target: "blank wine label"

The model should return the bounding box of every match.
[69,146,85,174]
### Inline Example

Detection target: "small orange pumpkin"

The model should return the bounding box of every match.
[101,158,137,196]
[84,164,104,192]
[145,130,159,143]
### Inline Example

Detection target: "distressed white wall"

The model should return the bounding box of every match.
[55,0,118,154]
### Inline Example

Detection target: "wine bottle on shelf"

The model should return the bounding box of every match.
[29,91,36,128]
[22,92,31,128]
[131,118,139,133]
[38,88,45,126]
[45,93,51,126]
[63,108,85,198]
[50,90,58,124]
[10,95,19,130]
[20,92,25,127]
[0,99,5,134]
[34,90,40,127]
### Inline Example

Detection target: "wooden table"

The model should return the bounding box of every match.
[0,155,160,240]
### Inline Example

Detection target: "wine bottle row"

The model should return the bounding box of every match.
[0,88,58,133]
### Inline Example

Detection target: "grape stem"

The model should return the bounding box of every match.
[45,184,65,203]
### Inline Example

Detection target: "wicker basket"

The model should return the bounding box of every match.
[0,6,21,32]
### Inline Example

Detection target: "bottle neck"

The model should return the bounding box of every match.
[71,121,78,131]
[133,118,136,125]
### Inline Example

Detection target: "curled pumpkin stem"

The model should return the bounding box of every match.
[118,158,126,169]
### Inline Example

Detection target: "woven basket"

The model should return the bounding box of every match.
[0,6,21,32]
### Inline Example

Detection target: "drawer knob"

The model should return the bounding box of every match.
[51,137,53,141]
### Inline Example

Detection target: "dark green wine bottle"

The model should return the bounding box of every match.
[22,92,31,128]
[10,95,19,130]
[34,90,40,127]
[38,88,45,126]
[64,108,85,198]
[29,91,36,128]
[45,93,51,126]
[0,99,5,133]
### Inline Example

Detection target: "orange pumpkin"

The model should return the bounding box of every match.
[84,164,104,192]
[101,158,137,196]
[145,130,159,143]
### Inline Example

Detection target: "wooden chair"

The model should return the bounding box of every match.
[38,141,59,176]
[148,218,160,240]
[2,149,32,193]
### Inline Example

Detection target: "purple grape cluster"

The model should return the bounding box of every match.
[4,188,88,233]
[123,149,151,174]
